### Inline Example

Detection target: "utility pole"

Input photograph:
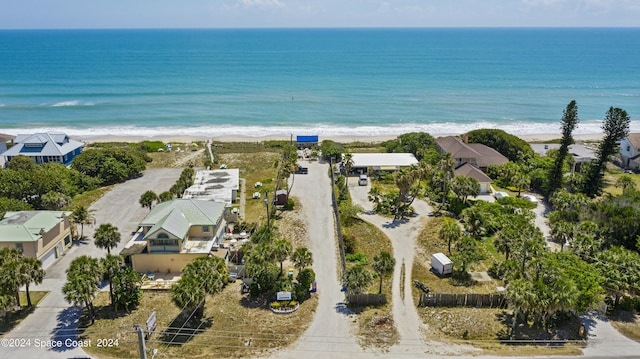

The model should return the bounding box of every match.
[264,191,270,231]
[135,325,147,359]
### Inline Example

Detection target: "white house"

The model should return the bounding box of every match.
[619,134,640,170]
[348,153,419,173]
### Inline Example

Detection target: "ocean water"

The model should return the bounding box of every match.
[0,28,639,138]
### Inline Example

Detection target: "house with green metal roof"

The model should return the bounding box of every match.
[120,199,227,273]
[0,211,73,269]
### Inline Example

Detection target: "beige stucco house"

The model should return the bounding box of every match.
[0,211,73,269]
[120,199,226,273]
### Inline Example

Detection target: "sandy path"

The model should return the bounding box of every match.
[272,159,362,358]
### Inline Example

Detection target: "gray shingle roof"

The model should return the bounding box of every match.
[140,199,225,238]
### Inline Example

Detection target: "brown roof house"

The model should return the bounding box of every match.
[0,211,73,269]
[436,136,509,194]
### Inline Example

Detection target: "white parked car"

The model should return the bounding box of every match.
[495,191,509,199]
[522,194,539,204]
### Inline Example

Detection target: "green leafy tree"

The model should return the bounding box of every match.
[615,175,636,193]
[343,151,354,187]
[6,155,37,171]
[439,218,461,255]
[158,191,174,202]
[342,265,374,295]
[372,251,395,294]
[583,107,630,197]
[71,205,95,240]
[548,100,579,194]
[382,132,437,161]
[451,236,484,273]
[339,201,364,226]
[291,247,313,271]
[139,190,158,210]
[94,223,121,254]
[466,129,534,162]
[62,255,102,324]
[40,191,71,210]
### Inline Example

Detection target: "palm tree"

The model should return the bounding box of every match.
[511,172,531,197]
[615,175,636,193]
[0,248,25,307]
[272,238,293,275]
[343,152,354,187]
[550,220,575,251]
[62,256,102,324]
[342,265,374,296]
[439,218,462,255]
[171,275,205,310]
[20,258,44,307]
[94,223,121,254]
[372,251,395,294]
[71,205,95,240]
[291,247,313,271]
[460,205,484,239]
[139,190,158,210]
[101,254,123,306]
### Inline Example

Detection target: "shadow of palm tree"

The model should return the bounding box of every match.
[49,306,83,352]
[161,305,213,346]
[0,306,35,334]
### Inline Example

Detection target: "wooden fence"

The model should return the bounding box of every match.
[419,293,507,308]
[348,294,387,306]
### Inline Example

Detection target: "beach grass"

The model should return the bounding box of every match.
[341,217,398,349]
[80,284,317,359]
[68,185,114,210]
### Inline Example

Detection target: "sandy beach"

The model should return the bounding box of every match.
[79,132,604,145]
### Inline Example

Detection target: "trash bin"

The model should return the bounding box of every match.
[311,280,317,293]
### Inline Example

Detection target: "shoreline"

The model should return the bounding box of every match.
[78,133,604,144]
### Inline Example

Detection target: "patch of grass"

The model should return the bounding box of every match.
[341,218,397,349]
[0,291,49,335]
[609,310,640,341]
[412,216,503,299]
[81,282,317,358]
[69,185,114,210]
[418,307,583,356]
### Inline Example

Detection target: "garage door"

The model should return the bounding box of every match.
[39,247,57,269]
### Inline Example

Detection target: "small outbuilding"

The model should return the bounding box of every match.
[349,153,419,173]
[431,252,453,276]
[274,190,288,206]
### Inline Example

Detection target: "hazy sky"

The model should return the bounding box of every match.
[1,0,639,29]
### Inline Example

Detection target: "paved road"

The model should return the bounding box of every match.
[1,168,183,359]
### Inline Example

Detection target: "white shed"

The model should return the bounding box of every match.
[431,252,453,276]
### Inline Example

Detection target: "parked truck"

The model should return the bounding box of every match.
[431,252,453,276]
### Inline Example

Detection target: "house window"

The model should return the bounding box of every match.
[15,243,24,252]
[157,233,169,239]
[151,239,178,246]
[627,146,631,152]
[203,225,210,233]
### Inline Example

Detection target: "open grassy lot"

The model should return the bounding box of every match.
[341,218,398,350]
[0,291,49,335]
[412,216,584,355]
[609,310,640,341]
[81,283,317,359]
[69,185,114,210]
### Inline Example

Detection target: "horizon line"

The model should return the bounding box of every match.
[1,26,640,31]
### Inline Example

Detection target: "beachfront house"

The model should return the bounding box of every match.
[0,211,73,269]
[183,169,240,206]
[2,132,84,166]
[0,133,15,168]
[120,199,227,274]
[531,143,596,173]
[436,136,508,170]
[619,134,640,170]
[348,153,419,174]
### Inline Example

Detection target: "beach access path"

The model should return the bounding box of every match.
[1,168,183,359]
[272,159,362,358]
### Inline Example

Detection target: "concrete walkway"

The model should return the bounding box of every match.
[1,168,183,359]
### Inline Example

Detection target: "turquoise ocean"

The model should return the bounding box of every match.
[0,28,639,138]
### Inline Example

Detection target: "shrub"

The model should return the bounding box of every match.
[346,252,369,266]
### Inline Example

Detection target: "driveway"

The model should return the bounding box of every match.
[273,160,362,359]
[1,168,183,359]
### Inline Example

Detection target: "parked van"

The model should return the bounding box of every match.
[358,174,368,186]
